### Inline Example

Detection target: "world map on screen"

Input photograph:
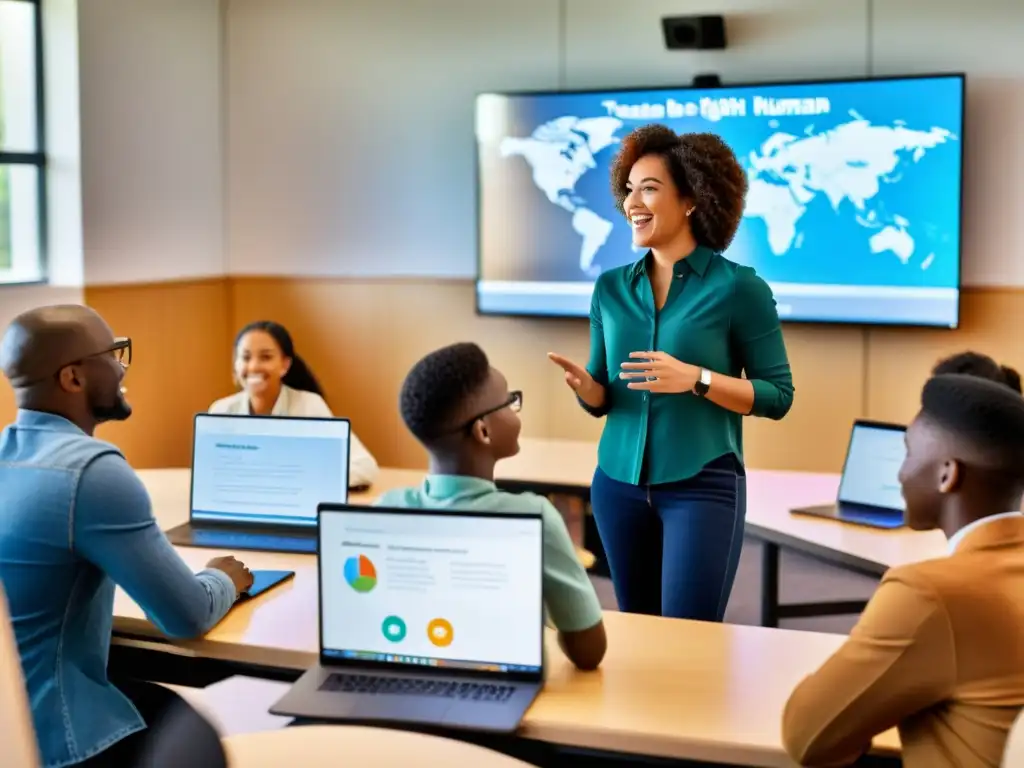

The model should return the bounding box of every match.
[499,111,957,279]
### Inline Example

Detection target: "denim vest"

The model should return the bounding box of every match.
[0,411,146,767]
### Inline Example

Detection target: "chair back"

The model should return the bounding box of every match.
[0,585,39,768]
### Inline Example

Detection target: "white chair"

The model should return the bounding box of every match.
[1004,708,1024,767]
[162,677,291,737]
[0,585,40,768]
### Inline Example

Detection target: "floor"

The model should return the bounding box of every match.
[591,535,881,634]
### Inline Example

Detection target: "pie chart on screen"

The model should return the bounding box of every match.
[344,554,377,593]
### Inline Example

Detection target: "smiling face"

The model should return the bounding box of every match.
[234,329,291,398]
[623,153,692,250]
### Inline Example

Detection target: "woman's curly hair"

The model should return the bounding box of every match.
[610,124,748,252]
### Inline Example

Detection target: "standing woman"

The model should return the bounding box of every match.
[210,320,379,488]
[549,126,794,621]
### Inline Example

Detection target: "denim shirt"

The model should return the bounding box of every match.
[0,410,236,767]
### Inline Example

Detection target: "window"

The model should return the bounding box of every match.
[0,0,44,284]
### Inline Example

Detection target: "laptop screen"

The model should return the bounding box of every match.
[837,422,907,511]
[191,414,350,528]
[318,507,544,674]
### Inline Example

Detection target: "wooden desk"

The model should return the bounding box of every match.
[503,438,944,574]
[496,437,600,495]
[112,445,920,763]
[137,455,947,627]
[124,465,908,763]
[498,438,948,625]
[115,569,898,767]
[223,725,534,767]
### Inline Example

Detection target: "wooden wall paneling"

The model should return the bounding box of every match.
[84,278,233,468]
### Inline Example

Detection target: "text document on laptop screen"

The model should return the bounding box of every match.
[320,510,544,673]
[191,415,350,527]
[837,424,907,511]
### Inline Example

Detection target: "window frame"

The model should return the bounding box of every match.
[0,0,47,284]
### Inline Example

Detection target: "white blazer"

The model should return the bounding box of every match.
[208,385,379,488]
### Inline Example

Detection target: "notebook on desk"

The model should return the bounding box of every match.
[270,504,545,733]
[164,413,351,554]
[790,420,907,530]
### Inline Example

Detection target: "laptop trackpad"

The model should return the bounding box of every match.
[352,696,453,723]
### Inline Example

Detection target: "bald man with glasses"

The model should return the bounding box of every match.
[0,305,252,767]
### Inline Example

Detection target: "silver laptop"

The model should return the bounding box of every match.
[164,413,351,554]
[790,420,907,529]
[270,504,545,732]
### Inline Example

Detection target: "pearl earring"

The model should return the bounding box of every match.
[686,206,696,217]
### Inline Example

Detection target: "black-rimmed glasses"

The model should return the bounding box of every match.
[105,339,132,370]
[103,337,132,369]
[452,390,523,434]
[32,337,133,387]
[62,337,132,374]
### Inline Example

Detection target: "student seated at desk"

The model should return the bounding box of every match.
[0,305,254,768]
[377,342,607,670]
[209,320,379,488]
[933,349,1021,394]
[782,373,1024,768]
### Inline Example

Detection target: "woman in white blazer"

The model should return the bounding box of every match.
[209,320,379,488]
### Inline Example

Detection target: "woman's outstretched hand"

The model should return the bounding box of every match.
[548,352,606,410]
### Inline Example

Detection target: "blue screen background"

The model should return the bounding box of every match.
[476,75,964,325]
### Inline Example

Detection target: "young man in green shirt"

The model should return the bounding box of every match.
[377,342,607,670]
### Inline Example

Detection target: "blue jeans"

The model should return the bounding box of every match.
[590,455,746,621]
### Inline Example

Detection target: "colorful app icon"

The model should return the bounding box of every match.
[343,554,377,593]
[381,615,407,642]
[426,617,454,647]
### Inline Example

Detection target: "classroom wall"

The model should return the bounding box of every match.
[221,0,1024,472]
[0,0,84,422]
[78,0,225,286]
[74,0,229,460]
[5,0,1021,470]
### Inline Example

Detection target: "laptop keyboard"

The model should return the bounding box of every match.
[191,529,316,553]
[319,673,515,702]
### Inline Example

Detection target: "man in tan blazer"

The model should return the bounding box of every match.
[783,373,1024,768]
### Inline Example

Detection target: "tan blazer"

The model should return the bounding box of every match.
[783,515,1024,768]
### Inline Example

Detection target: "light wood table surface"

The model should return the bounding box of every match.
[500,437,947,627]
[138,452,946,579]
[222,725,534,767]
[116,573,899,766]
[135,436,946,632]
[504,438,947,574]
[120,444,918,764]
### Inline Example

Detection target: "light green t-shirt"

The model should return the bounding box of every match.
[375,475,603,633]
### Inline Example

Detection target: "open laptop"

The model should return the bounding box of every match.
[164,413,351,554]
[790,420,907,530]
[270,504,545,733]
